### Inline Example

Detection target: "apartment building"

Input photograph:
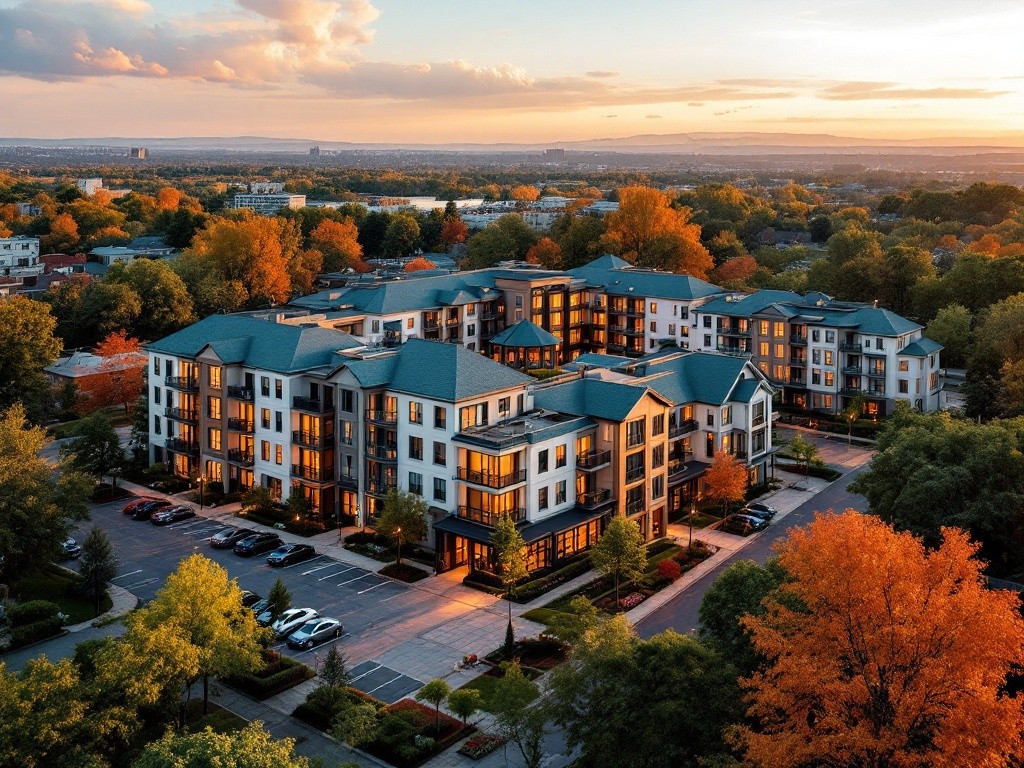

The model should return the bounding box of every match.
[691,292,943,415]
[0,236,42,277]
[231,193,306,215]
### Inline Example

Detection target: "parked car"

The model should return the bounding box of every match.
[122,497,157,516]
[233,532,283,557]
[743,502,778,520]
[271,607,319,638]
[251,599,271,623]
[720,513,769,536]
[239,591,262,609]
[132,499,173,521]
[209,527,256,549]
[267,543,316,567]
[287,617,343,649]
[151,504,197,525]
[60,537,82,560]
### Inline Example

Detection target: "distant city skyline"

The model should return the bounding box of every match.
[0,0,1021,143]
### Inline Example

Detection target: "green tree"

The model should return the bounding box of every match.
[925,304,972,369]
[841,393,867,446]
[62,411,125,485]
[375,489,428,570]
[132,554,265,714]
[286,486,311,521]
[879,244,935,317]
[464,214,538,269]
[319,645,350,688]
[266,578,292,623]
[242,486,275,516]
[79,282,143,343]
[590,516,647,605]
[331,702,378,749]
[976,292,1024,364]
[78,526,117,617]
[0,295,62,420]
[492,512,529,652]
[105,259,195,341]
[787,433,819,482]
[415,678,452,732]
[133,722,311,768]
[447,688,482,726]
[491,663,546,768]
[826,225,883,266]
[548,594,599,647]
[0,404,92,583]
[381,213,421,260]
[552,213,606,269]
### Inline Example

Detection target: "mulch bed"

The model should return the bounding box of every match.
[379,563,430,582]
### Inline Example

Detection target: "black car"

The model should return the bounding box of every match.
[720,513,769,536]
[742,502,778,521]
[209,527,256,549]
[267,543,316,567]
[239,590,262,608]
[60,537,82,560]
[132,499,173,521]
[234,532,283,557]
[151,504,197,525]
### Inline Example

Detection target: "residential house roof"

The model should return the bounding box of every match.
[899,338,944,357]
[489,319,561,349]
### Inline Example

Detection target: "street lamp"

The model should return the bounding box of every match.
[198,474,206,512]
[688,493,702,553]
[395,526,403,570]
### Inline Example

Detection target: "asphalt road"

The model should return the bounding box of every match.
[636,466,870,638]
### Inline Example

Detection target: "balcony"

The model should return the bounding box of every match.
[866,369,887,378]
[840,341,863,352]
[227,449,254,467]
[292,430,333,448]
[789,357,807,367]
[787,376,807,387]
[366,479,395,497]
[165,376,198,392]
[338,475,358,490]
[423,317,441,330]
[576,450,611,471]
[458,506,526,527]
[365,443,398,462]
[625,497,646,516]
[717,344,748,355]
[481,307,503,320]
[841,365,862,375]
[607,342,627,354]
[445,315,461,327]
[735,448,748,460]
[577,488,612,509]
[365,409,398,426]
[291,464,335,482]
[226,386,254,401]
[790,334,808,345]
[166,438,199,456]
[625,468,645,484]
[668,452,694,477]
[669,418,698,438]
[456,467,527,489]
[164,406,198,422]
[840,387,865,397]
[721,326,750,337]
[293,396,334,414]
[227,417,254,433]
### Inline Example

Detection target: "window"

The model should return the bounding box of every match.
[625,451,645,483]
[407,317,415,330]
[824,351,833,366]
[556,444,566,468]
[208,396,221,420]
[556,480,566,505]
[153,357,161,375]
[434,406,447,430]
[652,444,665,469]
[876,338,884,350]
[721,406,732,424]
[706,432,715,458]
[154,387,161,405]
[433,441,446,466]
[703,316,712,328]
[773,322,785,338]
[274,379,282,399]
[668,323,676,335]
[538,450,549,474]
[825,371,835,386]
[261,376,270,397]
[408,436,423,460]
[538,487,549,510]
[706,410,715,427]
[498,397,511,419]
[208,366,222,389]
[650,302,657,313]
[704,334,711,347]
[409,472,423,496]
[275,412,282,433]
[433,478,446,502]
[651,413,665,437]
[899,360,909,372]
[154,414,161,434]
[773,343,783,358]
[760,342,769,357]
[759,320,769,335]
[467,304,476,317]
[812,349,821,364]
[460,403,488,430]
[899,379,909,393]
[340,389,354,413]
[652,475,664,500]
[650,321,657,333]
[812,369,821,385]
[626,418,645,448]
[261,441,270,461]
[372,320,380,333]
[275,444,282,465]
[409,401,422,425]
[340,422,353,444]
[468,324,476,336]
[773,365,785,381]
[260,408,270,429]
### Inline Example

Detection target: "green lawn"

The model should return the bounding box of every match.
[457,669,539,714]
[13,567,111,624]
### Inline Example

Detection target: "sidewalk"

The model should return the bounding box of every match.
[66,583,137,633]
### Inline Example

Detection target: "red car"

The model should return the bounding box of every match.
[122,497,157,516]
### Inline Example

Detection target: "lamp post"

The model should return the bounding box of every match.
[395,526,403,570]
[198,474,205,512]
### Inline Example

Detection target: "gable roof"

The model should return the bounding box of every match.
[899,338,943,357]
[532,377,666,421]
[569,261,723,302]
[489,319,561,348]
[387,339,534,401]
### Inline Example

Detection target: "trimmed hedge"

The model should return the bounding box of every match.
[10,616,64,649]
[775,461,842,481]
[222,654,314,700]
[7,600,60,627]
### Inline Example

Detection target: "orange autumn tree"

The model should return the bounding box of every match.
[509,185,540,203]
[525,237,562,269]
[702,450,747,517]
[713,255,758,286]
[439,218,469,250]
[736,512,1024,768]
[309,218,363,272]
[404,257,436,272]
[603,186,713,277]
[88,330,145,414]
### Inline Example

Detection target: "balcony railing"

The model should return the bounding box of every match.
[790,334,808,345]
[721,326,750,337]
[735,448,748,460]
[164,376,198,392]
[423,317,441,330]
[226,386,254,401]
[338,475,358,489]
[840,341,863,352]
[576,450,611,470]
[292,430,333,448]
[166,438,198,455]
[625,498,646,515]
[625,468,645,484]
[366,479,395,497]
[445,315,460,327]
[789,357,807,367]
[293,396,334,414]
[456,467,526,489]
[867,369,887,378]
[669,418,698,438]
[840,387,865,397]
[227,449,254,466]
[717,344,748,355]
[291,464,334,482]
[668,452,695,477]
[227,418,254,433]
[365,409,398,425]
[365,443,398,461]
[787,376,807,386]
[841,365,862,375]
[458,505,526,527]
[164,406,198,422]
[577,489,612,509]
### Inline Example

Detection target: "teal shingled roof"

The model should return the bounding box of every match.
[697,290,803,316]
[489,319,561,348]
[570,261,723,302]
[729,378,761,404]
[532,378,661,421]
[637,352,758,406]
[387,339,534,401]
[899,338,943,357]
[145,315,362,374]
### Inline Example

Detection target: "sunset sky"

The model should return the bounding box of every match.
[0,0,1022,143]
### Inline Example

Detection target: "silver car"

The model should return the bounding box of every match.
[287,617,343,649]
[270,607,319,638]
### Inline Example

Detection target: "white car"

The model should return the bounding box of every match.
[270,608,319,638]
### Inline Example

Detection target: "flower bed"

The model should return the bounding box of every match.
[484,637,567,671]
[458,733,505,759]
[363,698,473,768]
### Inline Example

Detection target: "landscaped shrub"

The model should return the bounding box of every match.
[7,599,60,627]
[657,559,682,582]
[9,616,64,648]
[363,699,469,768]
[775,461,842,481]
[379,563,430,583]
[458,733,504,759]
[466,555,593,604]
[222,651,314,700]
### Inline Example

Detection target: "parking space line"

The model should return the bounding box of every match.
[337,572,373,587]
[125,577,158,589]
[182,526,226,536]
[379,593,403,603]
[302,563,334,575]
[110,569,142,582]
[349,663,383,683]
[356,580,390,595]
[281,555,323,569]
[365,674,404,695]
[319,567,357,581]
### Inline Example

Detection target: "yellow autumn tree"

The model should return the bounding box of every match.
[736,512,1024,768]
[603,186,713,277]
